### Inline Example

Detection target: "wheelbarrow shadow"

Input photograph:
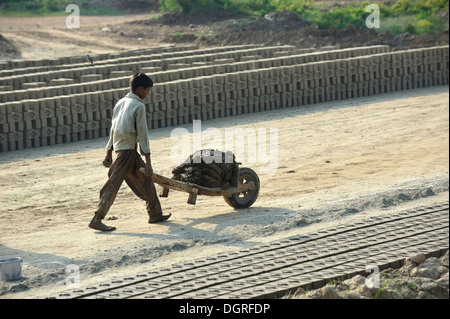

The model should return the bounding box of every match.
[101,205,301,248]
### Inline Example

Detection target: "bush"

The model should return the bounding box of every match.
[308,5,368,29]
[392,0,449,15]
[392,0,415,15]
[159,0,234,14]
[378,13,445,35]
[268,0,311,15]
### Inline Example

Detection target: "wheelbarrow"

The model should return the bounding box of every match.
[140,165,260,209]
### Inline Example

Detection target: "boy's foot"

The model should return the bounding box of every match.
[149,213,171,223]
[89,215,116,231]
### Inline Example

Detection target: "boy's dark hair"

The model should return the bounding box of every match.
[130,72,153,92]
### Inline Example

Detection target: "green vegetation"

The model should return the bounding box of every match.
[377,14,445,35]
[0,0,75,16]
[375,0,449,34]
[159,0,448,35]
[0,0,142,16]
[159,0,236,15]
[0,0,448,35]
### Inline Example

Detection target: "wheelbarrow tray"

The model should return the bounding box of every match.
[152,172,255,205]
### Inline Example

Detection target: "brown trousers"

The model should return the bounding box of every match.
[95,149,162,219]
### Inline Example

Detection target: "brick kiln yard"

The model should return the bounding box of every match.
[0,84,448,298]
[0,15,449,299]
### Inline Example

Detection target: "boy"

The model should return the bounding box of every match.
[89,72,171,231]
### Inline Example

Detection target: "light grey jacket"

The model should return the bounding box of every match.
[106,93,150,154]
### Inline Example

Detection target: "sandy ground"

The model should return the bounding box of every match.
[0,85,448,298]
[2,11,448,61]
[0,14,162,60]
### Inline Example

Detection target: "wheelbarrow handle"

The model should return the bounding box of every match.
[139,167,154,176]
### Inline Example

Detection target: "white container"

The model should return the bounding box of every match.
[0,257,23,281]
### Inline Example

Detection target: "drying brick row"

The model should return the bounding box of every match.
[0,44,198,72]
[0,45,292,90]
[0,45,387,103]
[0,45,447,153]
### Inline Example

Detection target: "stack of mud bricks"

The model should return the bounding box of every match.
[0,76,132,103]
[148,79,198,129]
[0,45,448,153]
[0,46,294,103]
[0,45,197,75]
[0,45,263,91]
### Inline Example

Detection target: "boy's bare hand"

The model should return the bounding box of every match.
[102,150,113,168]
[143,152,153,176]
[145,162,153,176]
[102,159,112,168]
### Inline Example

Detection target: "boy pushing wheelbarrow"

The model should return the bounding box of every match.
[89,72,171,232]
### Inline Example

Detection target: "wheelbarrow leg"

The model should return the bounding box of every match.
[187,188,198,205]
[160,187,170,198]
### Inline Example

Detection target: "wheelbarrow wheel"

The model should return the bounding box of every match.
[224,167,260,209]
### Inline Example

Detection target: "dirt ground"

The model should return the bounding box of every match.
[0,13,449,298]
[0,10,448,60]
[0,14,155,60]
[0,85,448,298]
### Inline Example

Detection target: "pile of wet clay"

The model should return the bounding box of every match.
[172,149,239,189]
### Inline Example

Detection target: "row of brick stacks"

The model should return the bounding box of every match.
[0,44,448,153]
[0,45,295,102]
[0,45,287,90]
[0,45,383,103]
